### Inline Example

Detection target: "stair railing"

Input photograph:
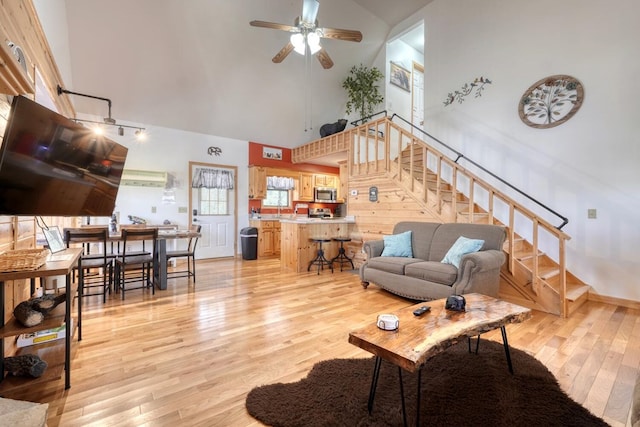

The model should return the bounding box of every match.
[346,116,573,316]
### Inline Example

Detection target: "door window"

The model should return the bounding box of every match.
[199,188,228,215]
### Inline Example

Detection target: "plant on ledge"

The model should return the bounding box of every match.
[342,64,384,123]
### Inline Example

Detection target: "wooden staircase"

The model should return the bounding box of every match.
[292,117,590,317]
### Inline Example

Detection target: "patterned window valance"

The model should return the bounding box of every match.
[267,176,295,190]
[191,168,234,189]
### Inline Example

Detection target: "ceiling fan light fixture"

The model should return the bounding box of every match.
[290,33,305,55]
[307,31,321,54]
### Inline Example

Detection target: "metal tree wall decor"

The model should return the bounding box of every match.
[518,75,584,129]
[443,77,492,106]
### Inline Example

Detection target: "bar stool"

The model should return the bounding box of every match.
[307,238,333,275]
[331,237,354,271]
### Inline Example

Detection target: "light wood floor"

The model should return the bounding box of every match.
[3,257,638,426]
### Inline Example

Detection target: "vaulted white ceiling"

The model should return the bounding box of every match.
[46,0,431,148]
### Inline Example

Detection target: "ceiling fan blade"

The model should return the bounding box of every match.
[316,48,334,69]
[320,27,363,43]
[250,20,298,32]
[272,42,294,63]
[302,0,319,25]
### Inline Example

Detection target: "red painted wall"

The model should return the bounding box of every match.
[248,142,339,174]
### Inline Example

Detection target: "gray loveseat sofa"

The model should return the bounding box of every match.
[360,221,507,301]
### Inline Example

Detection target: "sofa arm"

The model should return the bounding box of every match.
[459,249,505,272]
[363,240,384,258]
[453,249,506,296]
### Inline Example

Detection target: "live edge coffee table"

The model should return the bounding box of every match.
[348,293,531,427]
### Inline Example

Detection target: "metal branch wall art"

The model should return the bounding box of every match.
[208,146,222,156]
[518,75,583,129]
[443,77,492,106]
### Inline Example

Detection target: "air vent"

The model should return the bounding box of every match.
[120,169,167,187]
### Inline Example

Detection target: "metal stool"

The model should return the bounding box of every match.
[307,238,333,275]
[331,237,354,271]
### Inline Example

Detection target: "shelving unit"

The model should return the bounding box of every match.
[0,248,82,391]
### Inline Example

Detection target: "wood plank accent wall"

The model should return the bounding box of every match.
[0,0,75,116]
[345,173,442,266]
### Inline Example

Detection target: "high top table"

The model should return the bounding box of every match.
[348,293,532,426]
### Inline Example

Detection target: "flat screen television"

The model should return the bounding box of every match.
[0,95,128,216]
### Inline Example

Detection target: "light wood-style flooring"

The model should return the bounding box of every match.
[3,257,638,426]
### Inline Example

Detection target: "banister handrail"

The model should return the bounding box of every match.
[389,114,569,230]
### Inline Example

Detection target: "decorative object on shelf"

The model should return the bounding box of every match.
[342,64,384,122]
[389,61,411,92]
[127,215,147,224]
[13,293,66,327]
[207,146,222,156]
[0,249,49,272]
[518,74,584,129]
[443,77,492,106]
[319,119,347,138]
[262,146,283,160]
[3,354,48,378]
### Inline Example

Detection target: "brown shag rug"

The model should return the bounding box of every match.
[246,339,608,426]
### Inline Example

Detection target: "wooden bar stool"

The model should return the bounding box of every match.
[331,237,354,271]
[307,238,333,275]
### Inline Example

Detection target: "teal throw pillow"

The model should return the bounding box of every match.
[381,230,413,257]
[441,236,485,268]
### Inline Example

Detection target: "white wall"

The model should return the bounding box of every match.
[80,119,250,252]
[385,37,422,120]
[404,0,640,301]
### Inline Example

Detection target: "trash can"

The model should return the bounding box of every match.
[240,227,258,260]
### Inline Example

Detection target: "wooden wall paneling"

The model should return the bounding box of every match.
[15,217,35,249]
[0,0,75,115]
[345,174,443,267]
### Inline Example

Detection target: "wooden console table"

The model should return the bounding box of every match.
[0,248,82,391]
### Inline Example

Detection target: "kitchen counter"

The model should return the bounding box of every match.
[279,216,355,224]
[249,215,355,224]
[280,217,355,273]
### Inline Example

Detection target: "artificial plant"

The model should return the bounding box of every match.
[342,64,384,122]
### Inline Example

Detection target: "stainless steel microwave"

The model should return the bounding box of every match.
[314,187,337,203]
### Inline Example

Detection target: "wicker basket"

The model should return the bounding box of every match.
[0,249,50,272]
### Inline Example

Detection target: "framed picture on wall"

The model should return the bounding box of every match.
[390,62,411,92]
[262,146,282,160]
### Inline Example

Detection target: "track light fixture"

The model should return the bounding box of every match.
[72,118,146,139]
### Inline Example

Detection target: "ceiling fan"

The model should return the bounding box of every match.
[250,0,362,69]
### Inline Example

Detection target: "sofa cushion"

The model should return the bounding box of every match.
[393,222,440,260]
[405,261,458,285]
[366,256,423,275]
[429,223,505,261]
[441,236,485,268]
[381,230,413,257]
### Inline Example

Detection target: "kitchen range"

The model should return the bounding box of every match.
[308,207,332,218]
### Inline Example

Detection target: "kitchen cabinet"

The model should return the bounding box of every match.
[249,220,281,257]
[338,161,348,203]
[313,174,337,188]
[297,173,314,202]
[248,166,267,199]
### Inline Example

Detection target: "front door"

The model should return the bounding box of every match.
[189,162,237,259]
